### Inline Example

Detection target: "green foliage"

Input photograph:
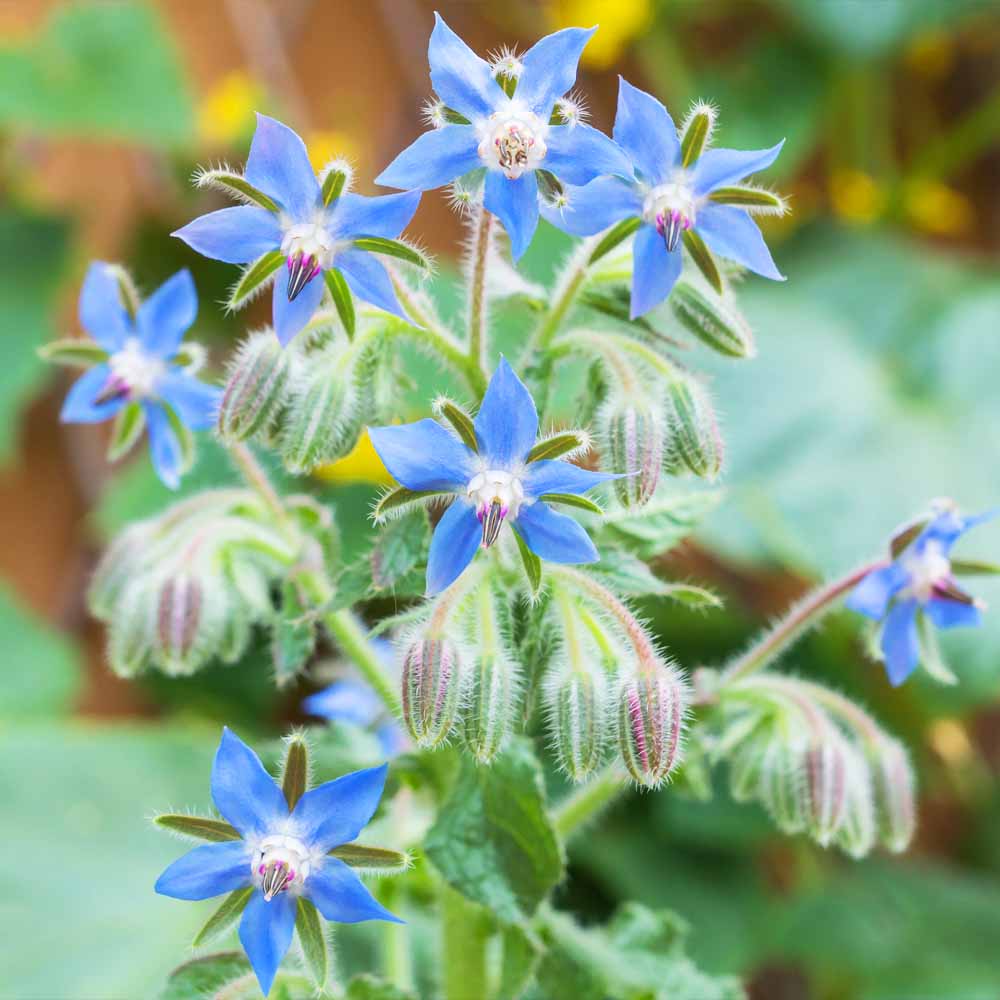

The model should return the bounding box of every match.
[346,974,418,1000]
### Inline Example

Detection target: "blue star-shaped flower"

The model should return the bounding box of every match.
[369,357,614,595]
[155,728,401,997]
[847,503,998,686]
[59,263,220,489]
[542,78,785,317]
[375,14,631,260]
[174,114,421,345]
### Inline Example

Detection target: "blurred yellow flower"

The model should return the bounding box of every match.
[198,71,262,145]
[829,168,884,224]
[928,718,973,767]
[546,0,652,69]
[903,178,973,237]
[305,129,362,173]
[314,428,393,486]
[904,29,954,80]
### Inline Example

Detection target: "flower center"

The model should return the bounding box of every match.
[643,179,696,252]
[902,541,952,603]
[467,469,525,548]
[281,222,335,301]
[252,834,311,901]
[97,337,166,405]
[477,109,547,180]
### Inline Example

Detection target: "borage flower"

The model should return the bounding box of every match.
[174,114,422,345]
[59,263,219,489]
[542,78,786,317]
[847,501,998,686]
[375,14,630,259]
[369,357,615,595]
[155,728,401,997]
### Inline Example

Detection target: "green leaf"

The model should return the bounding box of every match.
[682,229,723,294]
[154,814,240,842]
[526,431,588,463]
[321,167,348,206]
[0,2,193,144]
[324,267,356,338]
[436,399,479,451]
[295,898,328,989]
[497,924,542,1000]
[709,186,786,211]
[160,953,252,1000]
[512,525,542,597]
[196,169,279,212]
[599,492,722,560]
[425,736,564,923]
[282,736,309,809]
[352,237,429,269]
[588,217,641,265]
[229,251,285,310]
[272,577,318,685]
[329,843,410,874]
[107,402,146,462]
[192,888,254,948]
[345,974,418,1000]
[371,509,429,590]
[539,492,603,514]
[37,338,109,368]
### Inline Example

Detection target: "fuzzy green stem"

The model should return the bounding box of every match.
[553,764,627,840]
[529,241,596,356]
[322,604,401,717]
[721,559,888,684]
[228,442,289,526]
[441,885,492,1000]
[378,880,413,990]
[468,204,493,370]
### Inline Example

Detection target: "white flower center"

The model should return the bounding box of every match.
[902,540,951,603]
[477,108,548,180]
[467,469,525,547]
[642,176,697,251]
[108,337,166,400]
[252,834,312,901]
[280,222,336,269]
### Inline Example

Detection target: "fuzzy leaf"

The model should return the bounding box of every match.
[352,237,429,269]
[599,492,722,560]
[371,509,429,590]
[296,897,328,989]
[589,217,642,266]
[436,399,478,452]
[539,493,603,515]
[155,814,240,842]
[497,924,542,1000]
[107,401,145,462]
[683,229,723,294]
[346,974,418,1000]
[229,251,284,310]
[512,525,542,597]
[192,887,254,947]
[272,577,317,684]
[197,169,279,212]
[282,737,308,809]
[324,267,356,338]
[526,432,588,463]
[37,338,109,368]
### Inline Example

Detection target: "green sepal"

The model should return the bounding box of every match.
[196,167,280,212]
[709,185,785,211]
[890,518,928,558]
[916,611,958,685]
[536,169,565,204]
[526,431,587,463]
[329,843,410,874]
[589,216,641,265]
[107,401,146,462]
[951,559,1000,576]
[155,814,239,841]
[497,71,519,100]
[228,251,285,311]
[281,735,309,809]
[38,338,109,367]
[296,897,329,989]
[540,492,603,514]
[436,399,478,451]
[680,109,713,168]
[372,486,445,523]
[352,237,429,269]
[108,264,141,319]
[682,228,722,294]
[321,167,348,206]
[162,402,195,477]
[441,105,471,125]
[512,525,542,597]
[192,887,254,947]
[324,267,356,338]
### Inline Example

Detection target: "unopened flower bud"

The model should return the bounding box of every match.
[869,736,916,853]
[803,731,849,846]
[664,373,723,479]
[760,740,809,834]
[401,637,463,749]
[603,399,664,508]
[545,666,610,782]
[670,279,755,359]
[107,583,157,678]
[463,653,519,764]
[218,331,292,442]
[833,749,876,858]
[617,664,687,788]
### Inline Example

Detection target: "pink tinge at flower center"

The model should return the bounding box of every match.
[96,337,166,405]
[253,834,311,901]
[467,469,525,548]
[478,109,548,181]
[643,180,697,253]
[281,222,335,301]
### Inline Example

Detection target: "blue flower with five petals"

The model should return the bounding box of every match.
[847,503,998,686]
[59,263,220,489]
[375,14,631,260]
[174,114,421,346]
[155,728,401,997]
[369,357,614,595]
[542,78,785,317]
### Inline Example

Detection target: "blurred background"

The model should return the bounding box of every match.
[2,1,1000,997]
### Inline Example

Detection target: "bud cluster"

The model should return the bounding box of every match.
[600,395,665,508]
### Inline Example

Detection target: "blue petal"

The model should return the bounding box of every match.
[136,269,197,358]
[523,460,617,498]
[337,250,407,320]
[845,563,910,620]
[302,681,382,726]
[428,13,504,120]
[210,727,288,839]
[375,125,480,191]
[696,205,784,281]
[691,140,784,197]
[79,261,132,350]
[245,114,320,220]
[155,841,250,900]
[540,176,642,236]
[426,500,482,596]
[290,763,388,852]
[917,506,1000,554]
[143,403,183,489]
[484,170,539,261]
[157,370,221,430]
[330,191,421,240]
[60,364,124,425]
[543,123,633,186]
[173,207,281,265]
[515,501,598,564]
[613,77,680,185]
[881,599,920,687]
[239,890,296,997]
[516,27,595,117]
[377,722,408,758]
[306,857,404,924]
[368,419,474,491]
[272,273,324,347]
[474,356,538,466]
[925,598,982,630]
[630,224,681,319]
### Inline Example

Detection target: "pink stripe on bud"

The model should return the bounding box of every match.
[617,663,687,788]
[156,575,203,663]
[401,637,463,748]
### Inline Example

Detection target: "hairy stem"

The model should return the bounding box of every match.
[228,442,289,526]
[531,239,597,355]
[441,885,492,1000]
[553,764,627,840]
[468,204,493,370]
[377,880,413,991]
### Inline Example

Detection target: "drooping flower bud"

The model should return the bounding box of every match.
[153,572,229,675]
[803,730,850,846]
[869,735,917,853]
[759,740,809,834]
[617,664,688,788]
[545,664,610,782]
[401,637,464,749]
[218,331,293,442]
[833,748,877,859]
[463,653,520,765]
[664,372,723,479]
[603,399,664,508]
[669,278,755,359]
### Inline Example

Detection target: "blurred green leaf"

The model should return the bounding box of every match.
[0,2,193,144]
[345,974,418,1000]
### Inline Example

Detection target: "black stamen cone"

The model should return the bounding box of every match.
[664,214,683,253]
[286,254,314,302]
[481,498,505,548]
